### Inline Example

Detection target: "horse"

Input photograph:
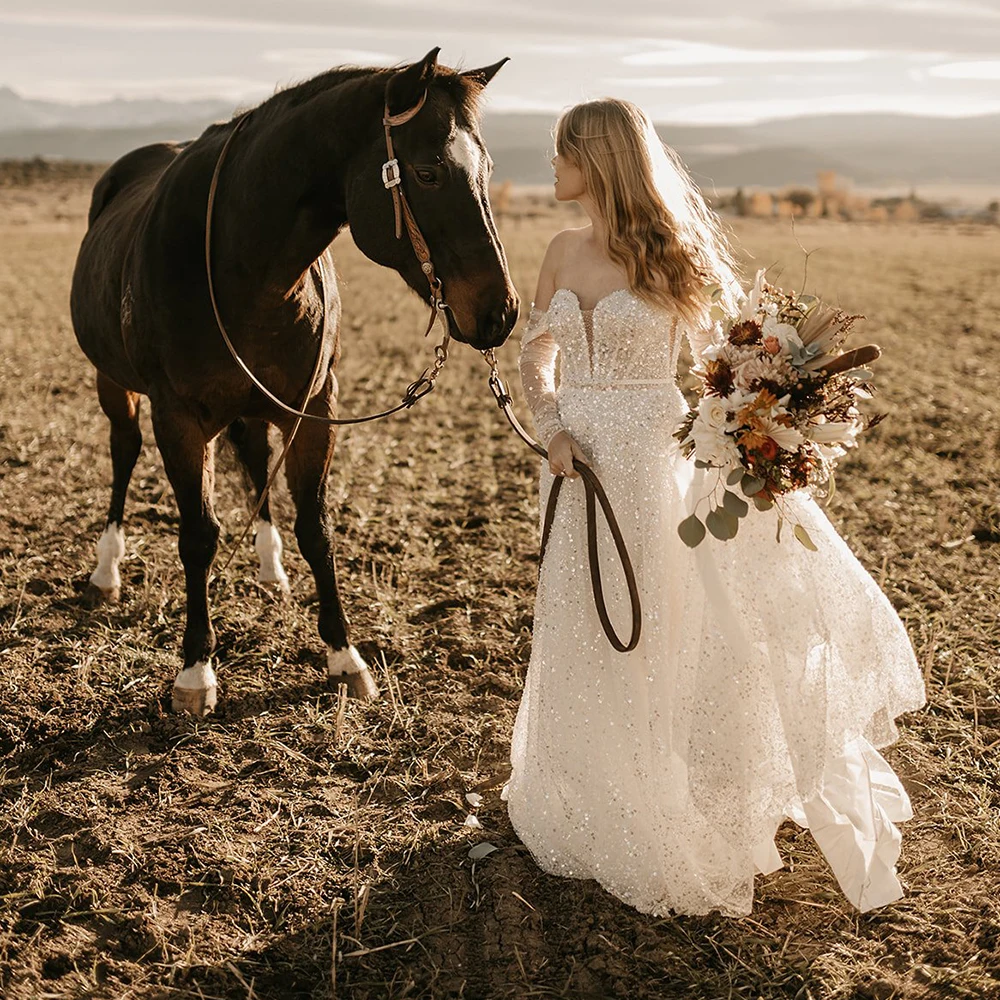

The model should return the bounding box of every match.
[69,48,518,716]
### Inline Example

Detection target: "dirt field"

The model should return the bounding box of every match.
[1,172,998,1000]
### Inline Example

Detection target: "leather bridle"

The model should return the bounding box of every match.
[204,90,451,427]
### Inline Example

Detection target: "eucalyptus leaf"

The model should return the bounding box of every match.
[722,509,740,538]
[694,460,711,469]
[726,468,744,486]
[707,507,739,541]
[819,471,837,508]
[722,490,749,518]
[705,508,729,541]
[794,524,818,551]
[752,494,774,512]
[776,516,784,543]
[468,842,499,861]
[741,474,765,497]
[678,514,707,548]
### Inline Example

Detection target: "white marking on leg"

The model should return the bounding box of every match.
[172,660,218,715]
[327,645,368,676]
[89,523,125,594]
[254,519,290,592]
[174,659,218,690]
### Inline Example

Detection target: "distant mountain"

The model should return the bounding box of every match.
[0,122,216,161]
[0,86,232,131]
[479,111,1000,187]
[0,85,997,188]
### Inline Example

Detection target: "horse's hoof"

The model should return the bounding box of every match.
[84,581,119,607]
[327,646,380,701]
[172,661,218,716]
[257,576,290,600]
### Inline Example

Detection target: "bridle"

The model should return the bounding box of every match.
[204,90,452,427]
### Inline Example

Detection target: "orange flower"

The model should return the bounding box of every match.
[738,428,770,450]
[758,437,779,460]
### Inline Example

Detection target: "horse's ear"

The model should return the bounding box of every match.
[459,57,510,88]
[386,47,440,114]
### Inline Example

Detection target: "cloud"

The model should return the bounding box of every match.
[623,42,878,67]
[928,60,1000,79]
[602,76,725,87]
[664,91,1000,124]
[263,48,401,68]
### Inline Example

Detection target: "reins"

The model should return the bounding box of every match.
[483,351,642,653]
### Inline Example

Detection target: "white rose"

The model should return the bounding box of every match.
[762,315,804,353]
[690,417,740,469]
[697,395,729,430]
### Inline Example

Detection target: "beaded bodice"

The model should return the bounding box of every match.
[527,287,682,386]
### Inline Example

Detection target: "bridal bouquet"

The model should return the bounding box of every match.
[675,270,882,548]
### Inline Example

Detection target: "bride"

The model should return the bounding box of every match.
[505,98,926,916]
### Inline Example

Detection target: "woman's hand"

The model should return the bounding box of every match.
[547,430,588,479]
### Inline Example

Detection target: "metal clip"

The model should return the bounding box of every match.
[381,158,401,189]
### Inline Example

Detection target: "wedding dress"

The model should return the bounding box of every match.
[505,286,926,916]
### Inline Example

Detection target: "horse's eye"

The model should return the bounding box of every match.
[414,167,438,186]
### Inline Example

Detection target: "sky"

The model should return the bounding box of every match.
[0,0,999,123]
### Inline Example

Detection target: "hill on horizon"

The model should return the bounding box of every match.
[0,86,996,191]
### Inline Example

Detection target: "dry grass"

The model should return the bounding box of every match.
[0,174,998,1000]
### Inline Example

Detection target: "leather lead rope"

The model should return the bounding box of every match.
[485,355,642,653]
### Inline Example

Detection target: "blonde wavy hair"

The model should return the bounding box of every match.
[555,99,741,325]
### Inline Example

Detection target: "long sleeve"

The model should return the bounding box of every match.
[518,306,563,447]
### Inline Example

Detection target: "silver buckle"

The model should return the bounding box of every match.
[382,158,401,189]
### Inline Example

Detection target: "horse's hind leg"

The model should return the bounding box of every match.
[86,371,142,605]
[282,385,379,701]
[152,404,220,715]
[227,418,290,593]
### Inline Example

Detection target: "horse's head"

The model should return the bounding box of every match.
[346,49,518,350]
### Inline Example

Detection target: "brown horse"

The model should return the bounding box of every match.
[69,49,518,715]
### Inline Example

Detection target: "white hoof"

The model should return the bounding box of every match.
[172,661,218,716]
[89,524,125,602]
[255,520,290,594]
[327,646,379,701]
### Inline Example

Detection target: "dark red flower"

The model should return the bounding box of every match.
[704,359,734,396]
[728,320,762,346]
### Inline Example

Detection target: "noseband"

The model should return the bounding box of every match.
[203,90,451,427]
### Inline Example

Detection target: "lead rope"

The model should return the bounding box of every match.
[483,351,642,653]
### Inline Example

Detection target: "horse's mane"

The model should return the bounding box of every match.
[229,63,481,128]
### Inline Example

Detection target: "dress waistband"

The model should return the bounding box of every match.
[561,378,676,388]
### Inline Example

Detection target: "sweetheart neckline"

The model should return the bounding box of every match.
[551,286,634,314]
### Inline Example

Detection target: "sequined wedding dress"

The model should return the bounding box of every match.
[505,287,926,916]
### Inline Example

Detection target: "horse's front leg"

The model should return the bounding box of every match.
[152,402,221,715]
[282,377,379,701]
